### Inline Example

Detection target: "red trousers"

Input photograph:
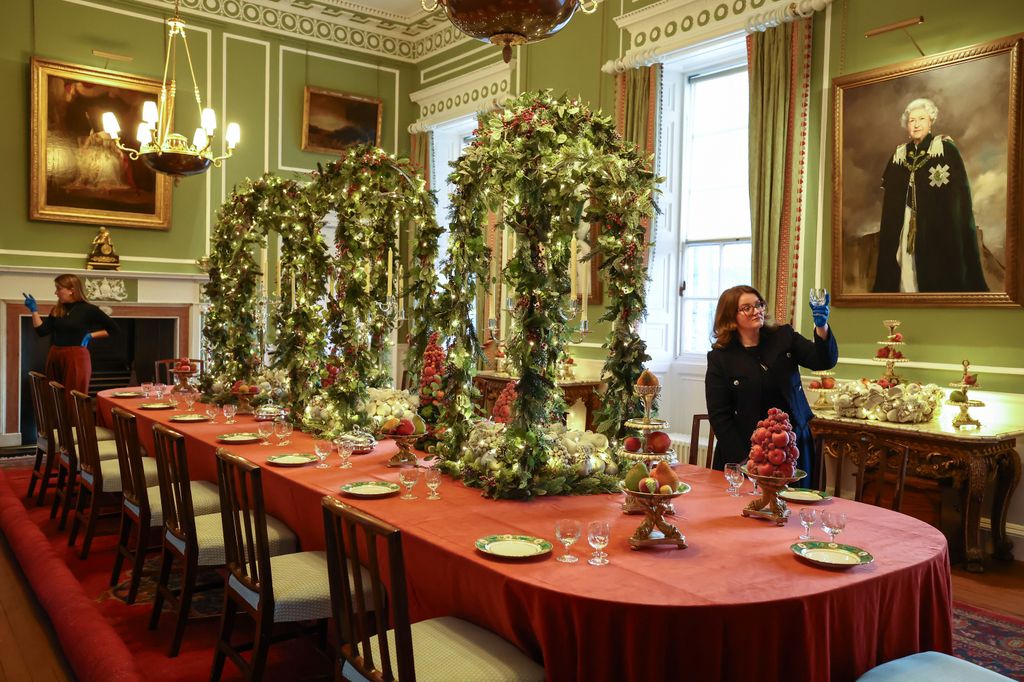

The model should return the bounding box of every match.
[45,346,92,395]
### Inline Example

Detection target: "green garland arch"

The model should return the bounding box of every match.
[434,91,659,499]
[203,174,329,418]
[304,145,442,431]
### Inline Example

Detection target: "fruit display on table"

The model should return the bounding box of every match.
[807,370,838,411]
[229,379,261,414]
[742,408,806,525]
[363,388,419,433]
[948,359,985,429]
[491,381,517,423]
[376,413,428,467]
[417,332,447,424]
[620,460,690,549]
[832,381,943,423]
[872,319,909,386]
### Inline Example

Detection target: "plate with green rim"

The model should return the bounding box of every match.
[791,541,874,569]
[139,402,176,410]
[170,413,210,423]
[217,432,263,444]
[475,535,553,559]
[112,391,144,398]
[339,481,401,498]
[779,488,832,504]
[266,453,318,467]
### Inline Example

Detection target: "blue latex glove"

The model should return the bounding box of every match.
[81,333,92,347]
[23,293,37,313]
[809,292,830,328]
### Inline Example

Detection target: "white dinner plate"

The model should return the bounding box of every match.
[266,453,318,467]
[791,542,874,569]
[340,482,401,498]
[475,535,552,559]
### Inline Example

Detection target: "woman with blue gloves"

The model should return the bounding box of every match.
[25,274,119,396]
[704,285,837,483]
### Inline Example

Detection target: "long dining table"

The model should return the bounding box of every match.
[98,389,954,682]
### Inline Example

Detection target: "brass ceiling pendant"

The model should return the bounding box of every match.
[421,0,598,63]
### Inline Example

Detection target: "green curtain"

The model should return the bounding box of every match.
[748,19,813,325]
[617,65,660,255]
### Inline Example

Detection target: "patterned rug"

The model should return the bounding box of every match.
[954,602,1024,680]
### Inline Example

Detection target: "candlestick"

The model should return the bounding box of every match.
[364,262,371,295]
[569,235,578,300]
[386,248,393,296]
[581,274,589,323]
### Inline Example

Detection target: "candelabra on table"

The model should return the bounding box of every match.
[872,320,909,386]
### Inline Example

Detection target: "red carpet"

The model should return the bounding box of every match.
[0,464,331,681]
[953,602,1024,680]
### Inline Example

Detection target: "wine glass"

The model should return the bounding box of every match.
[141,382,154,398]
[554,518,582,563]
[257,420,275,445]
[334,438,353,469]
[398,467,420,500]
[424,467,442,500]
[821,510,847,543]
[745,470,761,496]
[205,406,219,423]
[274,419,293,446]
[154,383,167,400]
[222,404,237,424]
[314,440,332,468]
[809,287,828,306]
[798,508,817,540]
[724,463,743,496]
[587,520,610,566]
[183,389,197,413]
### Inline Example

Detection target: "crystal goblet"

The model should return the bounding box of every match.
[724,463,743,496]
[222,404,237,424]
[274,419,292,446]
[587,520,610,566]
[821,510,847,543]
[424,467,441,500]
[798,508,817,540]
[257,420,274,445]
[333,438,353,469]
[314,440,332,469]
[398,467,420,500]
[555,518,582,563]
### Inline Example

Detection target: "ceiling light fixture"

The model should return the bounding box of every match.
[102,0,239,178]
[420,0,598,63]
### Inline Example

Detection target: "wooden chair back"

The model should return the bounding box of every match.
[28,371,52,444]
[322,496,411,682]
[111,408,149,520]
[48,381,76,470]
[70,391,102,481]
[832,433,910,512]
[154,358,204,385]
[152,424,200,554]
[688,414,716,468]
[215,449,274,617]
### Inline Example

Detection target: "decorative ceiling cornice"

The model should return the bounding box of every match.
[128,0,472,63]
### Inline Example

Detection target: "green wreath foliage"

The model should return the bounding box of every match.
[434,91,659,499]
[306,145,442,432]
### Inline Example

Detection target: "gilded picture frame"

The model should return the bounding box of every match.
[30,57,172,230]
[302,86,383,154]
[831,34,1022,307]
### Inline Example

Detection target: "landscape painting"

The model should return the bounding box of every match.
[302,87,382,154]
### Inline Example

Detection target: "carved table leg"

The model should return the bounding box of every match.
[963,456,991,573]
[991,448,1021,562]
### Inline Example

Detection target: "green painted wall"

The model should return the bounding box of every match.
[0,0,415,276]
[804,0,1024,393]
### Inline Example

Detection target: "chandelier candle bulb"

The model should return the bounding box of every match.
[364,262,372,295]
[570,235,578,299]
[142,100,159,125]
[201,107,217,134]
[387,248,393,296]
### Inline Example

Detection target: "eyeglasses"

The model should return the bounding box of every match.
[738,301,767,315]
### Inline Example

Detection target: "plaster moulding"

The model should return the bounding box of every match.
[408,60,515,133]
[127,0,470,63]
[603,0,831,73]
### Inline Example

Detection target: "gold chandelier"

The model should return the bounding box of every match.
[420,0,598,63]
[102,0,238,177]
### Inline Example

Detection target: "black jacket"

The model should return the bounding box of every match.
[704,324,838,473]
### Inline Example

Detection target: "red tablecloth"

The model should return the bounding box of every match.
[98,390,953,682]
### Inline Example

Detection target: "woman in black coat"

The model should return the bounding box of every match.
[704,285,837,482]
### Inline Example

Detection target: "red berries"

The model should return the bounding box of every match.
[746,408,799,477]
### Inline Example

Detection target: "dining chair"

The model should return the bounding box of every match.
[154,358,204,385]
[688,414,716,468]
[321,496,545,682]
[109,409,220,604]
[68,391,159,559]
[27,371,57,505]
[857,650,1010,680]
[210,450,327,681]
[149,427,290,658]
[832,433,910,512]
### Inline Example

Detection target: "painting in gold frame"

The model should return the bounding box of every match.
[30,57,172,230]
[302,86,383,154]
[831,34,1022,307]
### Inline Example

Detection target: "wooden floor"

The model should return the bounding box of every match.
[952,559,1024,619]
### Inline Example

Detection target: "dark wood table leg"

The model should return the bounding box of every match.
[963,456,991,573]
[991,448,1021,562]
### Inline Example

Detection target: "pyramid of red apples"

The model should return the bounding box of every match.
[418,332,446,423]
[492,381,517,423]
[745,407,798,478]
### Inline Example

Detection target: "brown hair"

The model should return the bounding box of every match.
[711,285,776,350]
[52,274,89,318]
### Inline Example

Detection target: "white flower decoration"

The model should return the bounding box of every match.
[929,164,951,187]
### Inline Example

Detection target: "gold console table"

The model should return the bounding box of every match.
[811,407,1022,573]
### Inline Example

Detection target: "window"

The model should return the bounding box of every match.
[430,114,477,280]
[641,36,751,360]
